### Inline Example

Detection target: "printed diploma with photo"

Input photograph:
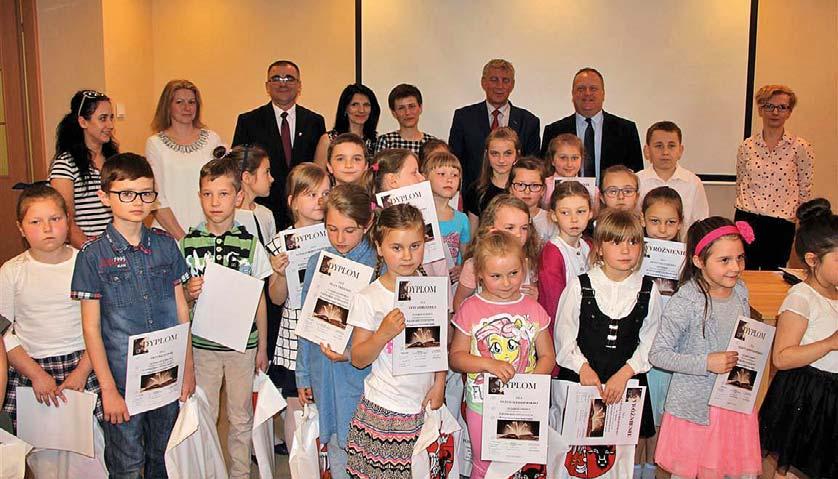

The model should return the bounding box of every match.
[709,316,776,414]
[559,380,646,446]
[266,223,330,309]
[391,276,449,375]
[375,181,444,263]
[481,373,550,464]
[296,251,374,354]
[124,323,189,415]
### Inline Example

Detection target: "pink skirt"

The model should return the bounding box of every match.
[655,407,762,479]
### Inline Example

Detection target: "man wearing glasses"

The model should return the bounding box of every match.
[233,60,326,228]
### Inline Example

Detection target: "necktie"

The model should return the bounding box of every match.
[583,117,595,177]
[280,111,293,167]
[491,109,500,130]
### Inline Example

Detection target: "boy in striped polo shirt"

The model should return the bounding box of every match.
[180,157,276,479]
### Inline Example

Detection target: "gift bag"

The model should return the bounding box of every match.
[26,419,108,479]
[412,405,462,479]
[0,429,32,479]
[164,387,228,479]
[457,410,472,476]
[289,403,331,479]
[252,372,287,479]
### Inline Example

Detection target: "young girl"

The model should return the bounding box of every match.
[555,208,663,479]
[508,156,556,243]
[649,217,762,479]
[639,186,684,477]
[541,133,585,209]
[0,185,103,426]
[463,127,520,233]
[266,163,330,450]
[601,165,640,211]
[422,151,470,282]
[449,230,556,478]
[370,148,425,195]
[537,180,593,322]
[453,194,540,311]
[760,198,837,479]
[346,204,447,478]
[231,145,277,241]
[294,183,378,478]
[327,133,369,186]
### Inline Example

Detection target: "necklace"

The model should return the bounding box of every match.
[158,129,208,154]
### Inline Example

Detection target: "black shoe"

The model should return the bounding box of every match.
[274,442,289,455]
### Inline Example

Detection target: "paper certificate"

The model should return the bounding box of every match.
[296,252,374,354]
[124,323,189,415]
[555,177,598,201]
[266,223,331,309]
[192,261,264,352]
[640,237,686,298]
[376,181,444,263]
[16,388,97,456]
[559,380,646,446]
[481,373,550,464]
[709,316,776,414]
[391,276,449,375]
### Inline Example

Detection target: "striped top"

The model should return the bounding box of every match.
[49,152,112,236]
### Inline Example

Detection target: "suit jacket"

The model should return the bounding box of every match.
[540,111,643,174]
[232,102,326,228]
[448,101,540,189]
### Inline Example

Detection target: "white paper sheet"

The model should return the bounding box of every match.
[559,380,645,446]
[376,181,444,263]
[555,177,599,201]
[124,323,189,415]
[392,276,449,375]
[296,252,374,354]
[266,224,331,309]
[709,316,776,414]
[481,373,550,464]
[16,388,96,456]
[640,238,686,281]
[192,261,264,352]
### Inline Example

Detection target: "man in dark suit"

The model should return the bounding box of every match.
[449,59,540,190]
[233,60,326,228]
[540,68,643,180]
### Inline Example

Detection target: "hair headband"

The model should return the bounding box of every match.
[695,221,755,256]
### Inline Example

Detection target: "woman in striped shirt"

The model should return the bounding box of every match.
[49,90,119,247]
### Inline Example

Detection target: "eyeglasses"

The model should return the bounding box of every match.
[510,182,545,193]
[759,103,791,113]
[268,75,298,85]
[77,90,105,116]
[109,190,159,203]
[602,186,638,198]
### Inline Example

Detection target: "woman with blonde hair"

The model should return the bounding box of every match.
[146,79,224,239]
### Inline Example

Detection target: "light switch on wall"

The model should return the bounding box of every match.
[115,103,126,120]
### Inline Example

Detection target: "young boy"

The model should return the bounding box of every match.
[374,83,437,154]
[72,153,195,477]
[180,157,276,479]
[638,121,709,235]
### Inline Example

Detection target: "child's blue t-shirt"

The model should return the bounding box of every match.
[439,210,471,264]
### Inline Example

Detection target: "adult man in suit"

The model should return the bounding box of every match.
[540,68,643,180]
[233,60,326,228]
[449,59,540,190]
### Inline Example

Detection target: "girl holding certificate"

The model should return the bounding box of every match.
[346,204,447,479]
[649,217,761,479]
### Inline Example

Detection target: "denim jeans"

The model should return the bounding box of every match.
[327,433,349,479]
[101,401,179,478]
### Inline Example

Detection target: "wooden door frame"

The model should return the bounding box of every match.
[18,0,47,180]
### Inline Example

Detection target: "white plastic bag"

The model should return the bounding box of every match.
[164,387,228,479]
[411,405,462,479]
[252,371,287,479]
[26,419,108,479]
[0,429,32,479]
[288,403,321,479]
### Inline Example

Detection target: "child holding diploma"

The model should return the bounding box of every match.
[180,157,279,479]
[541,133,590,209]
[555,209,662,479]
[760,198,838,479]
[267,162,330,450]
[449,230,555,478]
[421,150,470,279]
[1,184,103,426]
[649,217,761,479]
[295,183,377,478]
[71,154,194,477]
[346,204,447,479]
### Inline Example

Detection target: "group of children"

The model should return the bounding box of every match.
[0,117,834,479]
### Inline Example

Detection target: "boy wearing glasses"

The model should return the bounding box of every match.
[72,153,195,477]
[637,121,708,238]
[179,157,276,479]
[507,156,557,243]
